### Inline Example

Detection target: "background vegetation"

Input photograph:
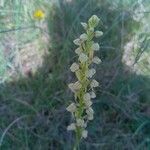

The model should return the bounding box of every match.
[0,0,150,149]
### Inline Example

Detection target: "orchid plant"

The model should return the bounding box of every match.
[66,15,103,149]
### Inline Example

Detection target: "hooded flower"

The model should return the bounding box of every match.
[70,63,79,72]
[79,53,88,63]
[66,103,77,113]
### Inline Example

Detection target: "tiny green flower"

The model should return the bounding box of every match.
[88,15,100,28]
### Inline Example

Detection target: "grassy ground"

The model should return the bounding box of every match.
[0,0,150,149]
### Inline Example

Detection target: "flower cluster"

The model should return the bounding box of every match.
[67,15,103,140]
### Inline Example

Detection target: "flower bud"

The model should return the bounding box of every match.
[91,43,100,51]
[70,63,79,72]
[88,15,100,28]
[95,31,103,37]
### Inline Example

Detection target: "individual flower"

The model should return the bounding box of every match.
[73,38,81,45]
[68,81,82,92]
[83,93,91,101]
[95,31,103,37]
[86,107,94,114]
[86,68,96,78]
[33,9,45,20]
[93,56,102,64]
[88,15,100,28]
[76,119,85,127]
[79,53,88,63]
[90,91,96,98]
[80,33,88,41]
[67,123,76,131]
[82,130,88,138]
[86,107,94,120]
[75,48,82,55]
[84,100,92,107]
[90,79,99,88]
[91,43,100,51]
[81,22,88,30]
[70,63,79,72]
[66,103,77,113]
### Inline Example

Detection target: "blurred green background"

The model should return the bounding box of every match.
[0,0,150,149]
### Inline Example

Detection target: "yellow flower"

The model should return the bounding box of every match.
[33,9,45,20]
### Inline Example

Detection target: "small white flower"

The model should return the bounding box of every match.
[75,48,82,55]
[87,114,94,120]
[93,56,102,64]
[91,43,100,51]
[73,38,81,45]
[86,68,96,78]
[74,81,82,89]
[70,63,79,72]
[90,79,99,88]
[86,107,94,120]
[82,130,88,138]
[90,91,96,98]
[66,103,76,113]
[76,119,85,127]
[83,93,91,101]
[80,33,88,41]
[86,107,94,115]
[84,99,92,107]
[67,123,76,131]
[79,53,88,63]
[81,22,88,30]
[95,31,103,37]
[68,81,82,92]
